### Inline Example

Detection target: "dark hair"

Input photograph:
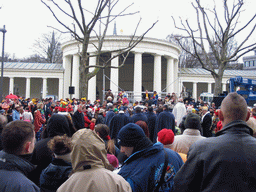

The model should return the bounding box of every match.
[94,124,110,140]
[135,107,141,113]
[148,106,153,112]
[185,113,201,130]
[47,135,72,155]
[2,120,34,155]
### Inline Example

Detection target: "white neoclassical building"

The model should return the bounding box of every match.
[62,36,181,102]
[1,36,255,101]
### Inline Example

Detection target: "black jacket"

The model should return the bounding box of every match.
[174,120,256,192]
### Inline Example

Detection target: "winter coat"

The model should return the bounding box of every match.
[40,158,72,192]
[118,142,184,192]
[96,113,105,125]
[12,109,20,121]
[174,120,256,192]
[57,129,132,192]
[0,151,40,192]
[153,110,176,143]
[169,129,206,154]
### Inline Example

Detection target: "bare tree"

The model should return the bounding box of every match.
[172,0,256,96]
[41,0,157,98]
[33,31,63,63]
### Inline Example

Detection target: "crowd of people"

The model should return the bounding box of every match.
[0,89,256,191]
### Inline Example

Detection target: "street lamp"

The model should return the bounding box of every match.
[0,25,6,103]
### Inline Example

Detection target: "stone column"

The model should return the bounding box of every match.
[42,78,47,99]
[153,54,162,95]
[166,57,174,94]
[222,83,227,92]
[9,77,14,94]
[174,59,179,94]
[133,52,142,102]
[63,55,72,99]
[72,54,80,98]
[110,52,119,98]
[208,83,212,93]
[59,78,64,100]
[88,54,97,102]
[26,78,31,99]
[193,82,197,100]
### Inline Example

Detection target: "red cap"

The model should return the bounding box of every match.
[157,128,175,145]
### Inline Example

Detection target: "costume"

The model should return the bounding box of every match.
[104,109,115,127]
[170,129,206,154]
[0,151,40,192]
[109,112,130,143]
[130,112,148,124]
[172,102,186,127]
[153,110,176,143]
[145,111,157,142]
[174,120,256,192]
[201,111,213,137]
[57,129,132,192]
[118,142,184,192]
[40,158,72,192]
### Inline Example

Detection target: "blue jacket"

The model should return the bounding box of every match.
[0,150,40,192]
[153,110,175,143]
[40,158,72,192]
[104,110,115,127]
[118,143,183,192]
[12,109,20,121]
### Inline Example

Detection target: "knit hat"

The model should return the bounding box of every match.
[117,123,146,147]
[157,128,174,145]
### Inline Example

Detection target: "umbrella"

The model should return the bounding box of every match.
[5,93,18,100]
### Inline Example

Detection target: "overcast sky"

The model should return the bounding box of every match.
[0,0,255,59]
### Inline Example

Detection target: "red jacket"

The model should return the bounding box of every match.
[84,113,91,128]
[34,110,46,133]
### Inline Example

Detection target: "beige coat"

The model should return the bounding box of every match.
[169,129,206,154]
[57,129,131,192]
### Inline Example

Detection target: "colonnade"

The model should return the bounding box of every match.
[63,52,179,102]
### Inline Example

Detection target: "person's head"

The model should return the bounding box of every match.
[117,123,152,157]
[219,92,249,127]
[157,128,175,145]
[185,113,201,130]
[246,117,256,137]
[2,120,35,155]
[47,135,72,156]
[135,106,141,113]
[163,104,169,111]
[148,106,153,112]
[46,114,73,138]
[135,120,149,138]
[37,103,44,110]
[94,124,110,141]
[0,115,7,131]
[71,129,114,173]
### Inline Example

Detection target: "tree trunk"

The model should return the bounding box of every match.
[213,73,223,96]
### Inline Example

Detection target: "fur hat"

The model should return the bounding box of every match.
[157,128,174,145]
[117,123,146,147]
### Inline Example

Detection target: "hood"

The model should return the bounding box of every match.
[70,129,113,174]
[47,114,72,137]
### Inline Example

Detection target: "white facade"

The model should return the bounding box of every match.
[62,36,181,101]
